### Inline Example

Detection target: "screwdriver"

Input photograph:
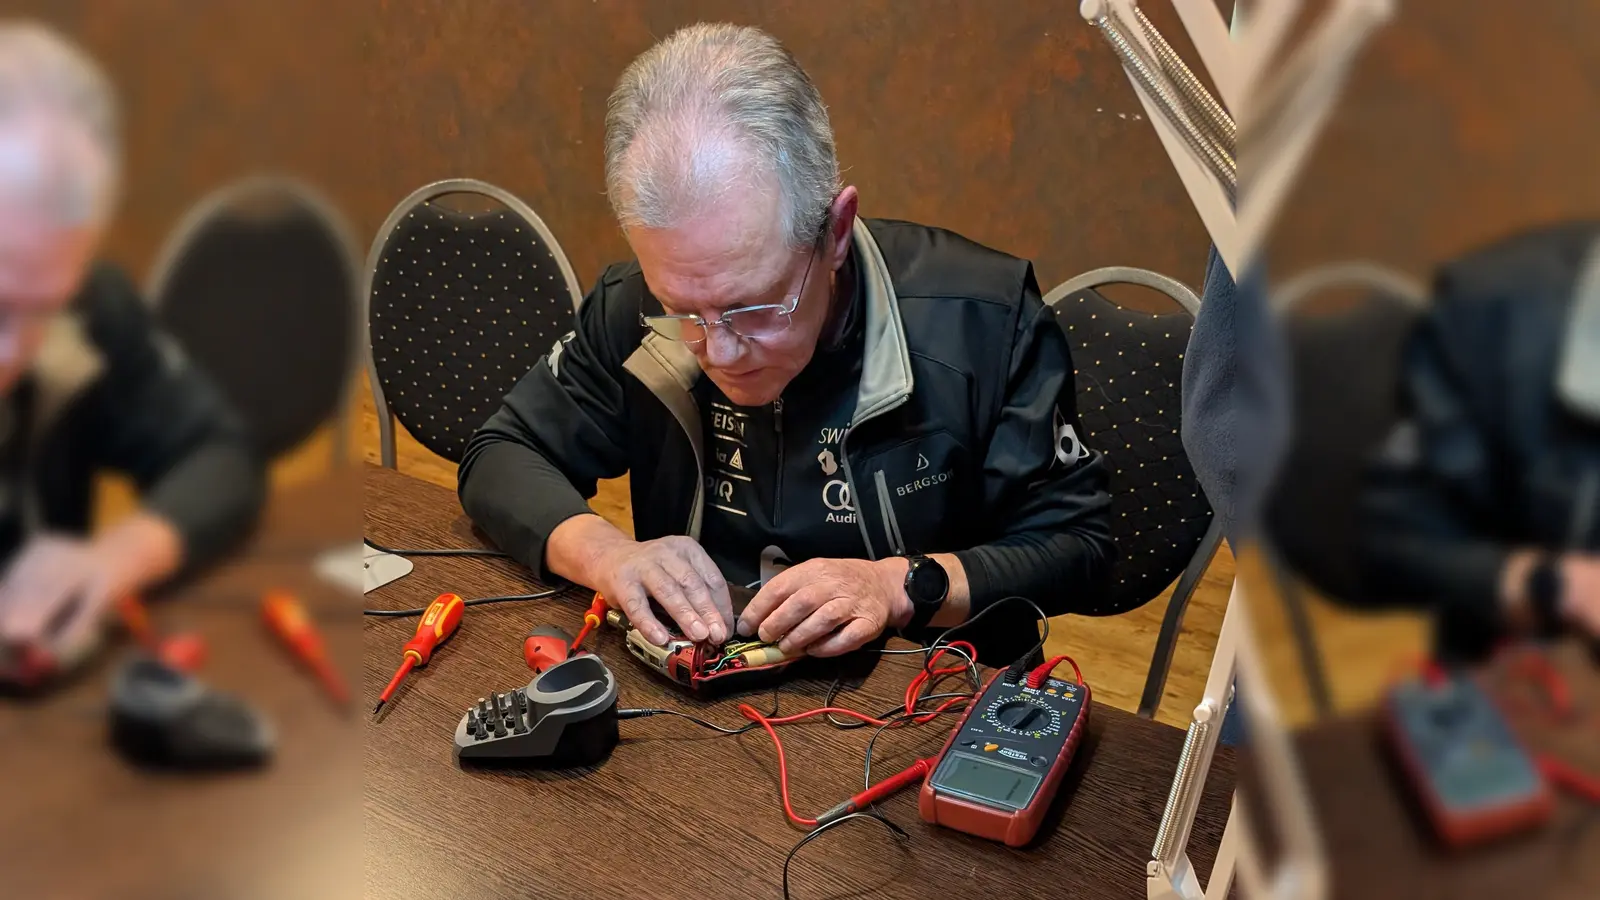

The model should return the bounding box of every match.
[570,593,609,651]
[523,624,574,674]
[374,592,465,717]
[263,590,349,708]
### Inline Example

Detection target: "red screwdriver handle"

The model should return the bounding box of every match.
[524,625,573,673]
[402,594,465,666]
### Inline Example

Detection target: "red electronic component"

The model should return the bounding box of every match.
[524,625,573,673]
[919,664,1090,847]
[374,593,464,716]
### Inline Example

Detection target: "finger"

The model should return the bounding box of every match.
[658,550,726,644]
[639,563,707,643]
[0,569,86,643]
[740,563,809,637]
[778,598,854,656]
[758,582,830,646]
[678,541,734,639]
[52,582,113,662]
[806,619,882,658]
[614,583,672,647]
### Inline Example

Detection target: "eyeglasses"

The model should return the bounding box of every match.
[640,225,826,345]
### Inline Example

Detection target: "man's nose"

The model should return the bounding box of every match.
[702,324,744,368]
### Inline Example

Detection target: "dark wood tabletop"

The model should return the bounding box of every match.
[363,464,1236,900]
[1291,642,1600,900]
[0,469,365,900]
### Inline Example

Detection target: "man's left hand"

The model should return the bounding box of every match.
[738,557,910,657]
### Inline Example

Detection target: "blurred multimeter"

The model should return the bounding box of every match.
[1381,672,1554,848]
[919,668,1089,847]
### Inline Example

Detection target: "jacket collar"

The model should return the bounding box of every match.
[623,217,914,428]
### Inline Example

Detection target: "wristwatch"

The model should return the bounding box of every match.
[901,555,949,633]
[1526,554,1566,637]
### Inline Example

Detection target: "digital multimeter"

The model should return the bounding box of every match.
[1380,673,1554,848]
[919,668,1090,846]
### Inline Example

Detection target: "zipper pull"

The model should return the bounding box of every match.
[773,397,784,435]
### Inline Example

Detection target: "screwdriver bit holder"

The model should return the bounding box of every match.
[453,653,618,768]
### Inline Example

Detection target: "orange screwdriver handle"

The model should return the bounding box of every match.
[263,590,350,705]
[571,593,608,651]
[401,593,465,666]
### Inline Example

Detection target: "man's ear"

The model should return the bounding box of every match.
[827,186,859,271]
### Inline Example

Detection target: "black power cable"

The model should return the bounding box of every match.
[363,538,508,559]
[361,589,561,617]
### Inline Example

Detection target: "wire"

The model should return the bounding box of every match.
[361,589,560,617]
[822,643,980,729]
[781,811,908,900]
[363,538,508,558]
[617,685,782,736]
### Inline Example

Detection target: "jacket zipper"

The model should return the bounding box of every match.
[838,393,911,561]
[773,397,784,526]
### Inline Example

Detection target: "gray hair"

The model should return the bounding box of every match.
[604,23,839,249]
[0,21,120,227]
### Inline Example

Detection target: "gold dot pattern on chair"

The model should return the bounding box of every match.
[1048,287,1213,615]
[369,197,577,463]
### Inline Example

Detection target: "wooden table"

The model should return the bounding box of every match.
[1292,643,1600,900]
[0,470,365,900]
[364,464,1236,899]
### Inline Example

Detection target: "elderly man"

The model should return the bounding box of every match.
[459,23,1113,665]
[0,24,265,678]
[1363,222,1600,662]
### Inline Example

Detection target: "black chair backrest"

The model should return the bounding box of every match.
[365,180,581,464]
[1264,269,1428,602]
[149,177,358,459]
[1045,269,1214,615]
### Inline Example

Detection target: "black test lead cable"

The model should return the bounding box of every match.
[782,811,909,900]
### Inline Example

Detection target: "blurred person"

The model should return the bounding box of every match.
[459,23,1114,666]
[0,23,265,673]
[1363,222,1600,663]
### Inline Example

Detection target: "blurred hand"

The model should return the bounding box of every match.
[592,535,732,646]
[738,558,910,658]
[1561,555,1600,637]
[0,513,182,655]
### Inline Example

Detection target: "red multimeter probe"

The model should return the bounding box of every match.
[919,656,1090,846]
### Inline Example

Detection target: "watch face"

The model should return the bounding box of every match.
[908,557,949,605]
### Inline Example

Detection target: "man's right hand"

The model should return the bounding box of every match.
[1561,555,1600,637]
[546,515,733,646]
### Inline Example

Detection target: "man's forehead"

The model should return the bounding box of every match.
[634,215,794,313]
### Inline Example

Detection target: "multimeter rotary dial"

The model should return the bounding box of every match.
[985,697,1062,737]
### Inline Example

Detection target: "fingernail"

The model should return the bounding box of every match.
[688,621,708,642]
[736,619,753,637]
[710,623,727,644]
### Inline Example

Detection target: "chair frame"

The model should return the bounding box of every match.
[145,174,364,464]
[363,178,584,469]
[1263,260,1429,720]
[1042,266,1221,719]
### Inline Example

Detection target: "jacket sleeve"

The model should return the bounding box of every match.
[952,269,1117,618]
[457,273,631,580]
[1360,297,1510,631]
[81,265,267,571]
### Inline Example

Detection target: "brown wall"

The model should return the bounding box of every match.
[20,2,1595,306]
[1267,1,1600,277]
[16,0,1216,302]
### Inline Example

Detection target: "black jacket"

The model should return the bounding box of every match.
[1362,222,1600,662]
[459,218,1115,665]
[0,262,267,574]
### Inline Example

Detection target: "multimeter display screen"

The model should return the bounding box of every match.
[940,754,1042,808]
